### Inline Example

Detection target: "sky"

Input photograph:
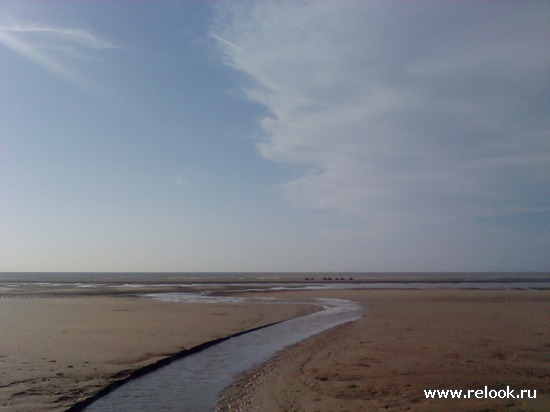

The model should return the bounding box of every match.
[1,0,549,273]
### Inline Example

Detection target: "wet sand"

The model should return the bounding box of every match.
[218,289,550,411]
[0,293,314,411]
[1,287,549,411]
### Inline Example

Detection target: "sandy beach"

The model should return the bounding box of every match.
[1,287,549,411]
[0,292,314,411]
[218,289,550,411]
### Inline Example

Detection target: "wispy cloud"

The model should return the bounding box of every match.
[212,1,550,227]
[0,21,119,96]
[0,24,118,50]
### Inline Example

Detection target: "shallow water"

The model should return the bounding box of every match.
[2,271,549,286]
[83,298,364,412]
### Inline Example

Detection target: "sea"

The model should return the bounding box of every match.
[0,271,548,291]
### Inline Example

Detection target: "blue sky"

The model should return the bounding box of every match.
[1,1,548,272]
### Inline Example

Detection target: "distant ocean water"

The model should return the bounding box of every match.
[0,272,548,290]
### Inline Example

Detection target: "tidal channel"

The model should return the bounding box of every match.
[82,297,364,411]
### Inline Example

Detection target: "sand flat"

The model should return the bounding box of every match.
[219,289,550,411]
[2,288,549,412]
[0,295,314,411]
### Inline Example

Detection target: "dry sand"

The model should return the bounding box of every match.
[218,289,550,412]
[1,288,548,412]
[0,294,314,411]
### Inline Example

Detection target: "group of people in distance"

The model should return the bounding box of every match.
[304,276,354,281]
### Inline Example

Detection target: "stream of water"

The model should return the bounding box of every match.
[83,297,364,411]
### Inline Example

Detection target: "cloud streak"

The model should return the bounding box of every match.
[212,1,550,228]
[0,24,118,50]
[0,21,119,98]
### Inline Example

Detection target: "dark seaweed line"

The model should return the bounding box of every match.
[65,320,286,412]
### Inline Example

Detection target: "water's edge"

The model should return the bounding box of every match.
[65,320,290,412]
[215,317,361,410]
[80,298,365,411]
